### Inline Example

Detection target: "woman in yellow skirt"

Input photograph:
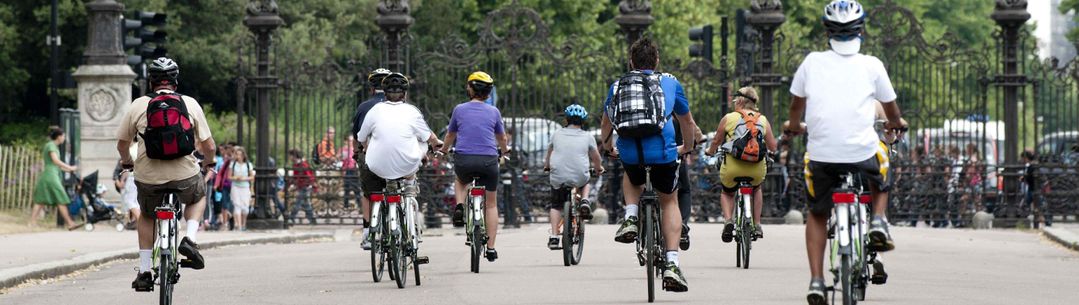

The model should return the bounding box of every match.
[705,87,777,242]
[30,127,79,228]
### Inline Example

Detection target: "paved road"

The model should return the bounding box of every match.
[2,224,1077,305]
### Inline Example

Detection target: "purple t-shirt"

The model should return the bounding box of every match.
[448,101,505,156]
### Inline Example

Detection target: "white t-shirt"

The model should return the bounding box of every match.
[356,101,433,180]
[790,50,897,163]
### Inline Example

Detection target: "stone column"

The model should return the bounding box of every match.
[615,0,654,50]
[991,0,1030,224]
[376,0,413,72]
[73,0,137,201]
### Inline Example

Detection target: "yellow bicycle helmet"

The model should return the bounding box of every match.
[467,71,495,97]
[467,71,494,84]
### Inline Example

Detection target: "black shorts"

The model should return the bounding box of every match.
[804,156,889,216]
[135,174,206,219]
[622,161,680,194]
[360,159,386,197]
[453,154,499,191]
[548,187,572,211]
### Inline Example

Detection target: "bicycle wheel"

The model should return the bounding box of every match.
[840,254,856,305]
[740,220,752,269]
[413,255,421,286]
[641,206,655,303]
[734,209,743,268]
[158,253,173,305]
[470,224,483,273]
[392,240,406,288]
[562,201,573,266]
[572,211,586,266]
[370,226,386,283]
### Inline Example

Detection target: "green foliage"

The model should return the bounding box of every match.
[0,118,48,146]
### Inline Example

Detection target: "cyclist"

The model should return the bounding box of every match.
[704,86,777,242]
[601,37,700,292]
[784,1,907,304]
[352,68,392,250]
[440,71,511,262]
[356,72,443,203]
[117,57,216,291]
[543,104,605,249]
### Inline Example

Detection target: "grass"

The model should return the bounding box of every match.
[0,208,51,235]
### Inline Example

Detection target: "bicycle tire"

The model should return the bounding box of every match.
[741,220,752,269]
[393,240,406,288]
[562,201,573,266]
[471,224,483,273]
[572,211,585,266]
[841,254,856,305]
[158,253,173,305]
[735,207,743,268]
[413,255,421,286]
[642,206,655,303]
[370,226,386,283]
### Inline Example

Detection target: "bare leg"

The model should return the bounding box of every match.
[871,184,888,217]
[138,211,155,250]
[753,187,764,226]
[185,196,206,225]
[549,209,562,235]
[659,192,682,251]
[719,192,734,221]
[485,190,499,248]
[29,204,43,226]
[454,179,467,207]
[622,175,642,212]
[57,204,76,227]
[806,212,829,278]
[361,196,371,226]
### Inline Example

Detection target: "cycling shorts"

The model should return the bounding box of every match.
[803,143,890,216]
[135,174,206,219]
[622,161,680,195]
[453,154,500,191]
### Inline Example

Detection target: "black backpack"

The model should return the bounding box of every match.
[606,71,667,138]
[139,93,196,160]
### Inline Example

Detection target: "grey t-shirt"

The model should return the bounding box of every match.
[548,127,597,188]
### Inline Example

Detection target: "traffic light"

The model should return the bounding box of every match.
[121,11,168,66]
[689,25,714,63]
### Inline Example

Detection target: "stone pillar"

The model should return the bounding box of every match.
[245,0,284,225]
[73,0,137,201]
[376,0,413,72]
[745,0,785,119]
[615,0,653,48]
[991,0,1030,221]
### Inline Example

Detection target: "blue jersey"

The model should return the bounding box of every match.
[603,70,690,165]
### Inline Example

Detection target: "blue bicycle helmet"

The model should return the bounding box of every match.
[564,104,588,120]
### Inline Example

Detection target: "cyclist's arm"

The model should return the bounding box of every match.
[496,131,509,153]
[588,146,604,173]
[706,116,728,155]
[787,96,807,134]
[544,143,553,170]
[880,100,904,129]
[441,132,456,153]
[675,112,698,152]
[197,137,216,168]
[764,119,778,153]
[117,139,134,166]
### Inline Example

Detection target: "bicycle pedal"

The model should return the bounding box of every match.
[179,259,195,268]
[416,256,430,265]
[635,252,646,266]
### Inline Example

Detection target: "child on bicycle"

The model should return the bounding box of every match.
[705,87,777,242]
[543,104,605,249]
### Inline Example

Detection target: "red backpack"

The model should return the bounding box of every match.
[140,93,196,160]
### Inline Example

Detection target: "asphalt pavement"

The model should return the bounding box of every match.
[1,224,1077,305]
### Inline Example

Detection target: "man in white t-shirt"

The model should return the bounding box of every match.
[356,72,442,204]
[784,2,907,304]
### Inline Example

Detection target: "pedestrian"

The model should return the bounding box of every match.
[340,134,362,210]
[214,144,234,230]
[229,146,255,231]
[288,149,317,224]
[29,126,79,229]
[114,152,140,230]
[316,127,337,166]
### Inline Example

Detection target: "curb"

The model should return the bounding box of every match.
[1042,227,1079,252]
[0,232,333,290]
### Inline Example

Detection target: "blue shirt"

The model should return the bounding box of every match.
[603,70,690,165]
[352,92,386,137]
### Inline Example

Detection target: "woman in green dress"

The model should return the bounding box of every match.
[30,127,79,228]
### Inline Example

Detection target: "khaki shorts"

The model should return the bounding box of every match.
[135,174,206,218]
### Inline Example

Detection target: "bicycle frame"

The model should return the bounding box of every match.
[466,179,487,239]
[829,174,871,304]
[152,193,181,305]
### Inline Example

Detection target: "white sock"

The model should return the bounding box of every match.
[624,205,639,219]
[185,220,200,242]
[138,250,153,273]
[550,234,559,239]
[666,251,680,267]
[362,228,370,238]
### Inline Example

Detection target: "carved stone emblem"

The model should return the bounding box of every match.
[87,89,117,122]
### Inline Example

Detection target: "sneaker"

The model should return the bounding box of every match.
[662,262,688,292]
[547,237,561,250]
[614,216,638,244]
[679,224,691,251]
[871,260,888,285]
[578,200,593,220]
[361,238,372,250]
[452,204,465,227]
[753,225,764,240]
[177,237,205,270]
[721,223,735,243]
[806,278,827,305]
[868,217,895,252]
[485,248,498,262]
[131,271,153,292]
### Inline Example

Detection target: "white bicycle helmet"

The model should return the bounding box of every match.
[823,0,866,55]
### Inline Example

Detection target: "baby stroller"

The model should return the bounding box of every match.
[76,171,126,231]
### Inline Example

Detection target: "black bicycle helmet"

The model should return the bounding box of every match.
[382,73,410,94]
[147,57,180,86]
[368,68,392,90]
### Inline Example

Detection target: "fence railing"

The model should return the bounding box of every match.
[0,144,43,211]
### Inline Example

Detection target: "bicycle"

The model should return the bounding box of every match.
[464,176,489,273]
[827,173,875,305]
[631,166,667,303]
[732,177,756,269]
[151,190,183,305]
[372,178,426,288]
[548,169,596,267]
